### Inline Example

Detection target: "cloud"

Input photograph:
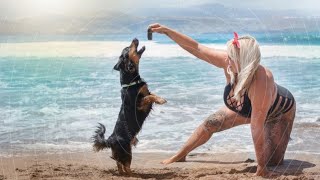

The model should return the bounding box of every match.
[0,0,318,19]
[220,0,319,10]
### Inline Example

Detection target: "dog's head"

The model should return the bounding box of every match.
[113,38,146,73]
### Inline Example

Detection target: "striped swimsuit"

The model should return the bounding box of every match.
[223,83,295,119]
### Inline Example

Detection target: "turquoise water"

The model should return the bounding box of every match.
[0,35,319,156]
[1,32,320,45]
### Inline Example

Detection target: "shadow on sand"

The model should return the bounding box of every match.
[226,159,315,177]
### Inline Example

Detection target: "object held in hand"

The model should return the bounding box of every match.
[147,28,152,40]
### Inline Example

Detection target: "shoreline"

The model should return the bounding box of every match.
[1,151,319,179]
[1,121,319,158]
[1,41,320,59]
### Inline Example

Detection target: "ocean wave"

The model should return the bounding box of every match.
[0,81,8,88]
[1,41,320,59]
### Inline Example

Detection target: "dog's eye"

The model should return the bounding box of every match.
[125,54,129,58]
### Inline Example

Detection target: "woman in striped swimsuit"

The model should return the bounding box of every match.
[149,23,296,177]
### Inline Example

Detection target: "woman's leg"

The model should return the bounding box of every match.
[265,103,296,166]
[162,106,250,164]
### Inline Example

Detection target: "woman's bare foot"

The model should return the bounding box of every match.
[177,156,186,162]
[161,155,186,165]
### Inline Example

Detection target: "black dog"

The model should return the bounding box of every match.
[92,38,166,175]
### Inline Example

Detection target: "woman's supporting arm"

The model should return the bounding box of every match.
[250,108,268,175]
[249,70,274,176]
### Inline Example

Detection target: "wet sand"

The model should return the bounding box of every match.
[0,151,319,179]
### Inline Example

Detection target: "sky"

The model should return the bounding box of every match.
[0,0,318,19]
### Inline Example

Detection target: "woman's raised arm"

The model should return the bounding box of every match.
[149,23,228,68]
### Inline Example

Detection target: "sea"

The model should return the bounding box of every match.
[0,32,319,157]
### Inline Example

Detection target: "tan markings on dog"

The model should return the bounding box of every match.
[124,163,132,176]
[138,84,150,96]
[138,94,167,112]
[131,137,138,147]
[150,93,167,104]
[138,95,153,112]
[137,85,151,112]
[117,162,125,174]
[129,43,140,64]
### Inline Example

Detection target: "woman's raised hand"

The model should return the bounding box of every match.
[148,23,169,34]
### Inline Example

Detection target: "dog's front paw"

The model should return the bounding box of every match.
[157,98,167,104]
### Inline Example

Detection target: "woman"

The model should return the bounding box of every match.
[148,23,296,177]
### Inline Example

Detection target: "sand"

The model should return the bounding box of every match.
[0,151,319,180]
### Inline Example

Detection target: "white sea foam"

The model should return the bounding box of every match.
[0,81,8,88]
[1,41,320,59]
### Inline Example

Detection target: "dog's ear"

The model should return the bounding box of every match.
[113,56,123,71]
[113,63,121,71]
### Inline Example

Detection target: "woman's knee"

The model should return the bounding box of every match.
[264,117,292,166]
[202,107,249,133]
[203,110,227,133]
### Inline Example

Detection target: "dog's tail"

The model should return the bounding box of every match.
[92,123,112,152]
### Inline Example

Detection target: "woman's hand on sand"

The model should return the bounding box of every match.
[148,23,169,34]
[255,165,279,177]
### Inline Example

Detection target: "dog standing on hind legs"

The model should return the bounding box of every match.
[92,38,166,176]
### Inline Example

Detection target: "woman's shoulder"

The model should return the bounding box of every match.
[255,65,273,80]
[254,65,274,84]
[248,65,276,110]
[249,65,275,95]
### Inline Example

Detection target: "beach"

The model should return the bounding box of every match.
[0,39,319,179]
[1,151,319,179]
[1,0,320,178]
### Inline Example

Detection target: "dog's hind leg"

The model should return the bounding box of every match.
[123,151,133,176]
[124,162,132,176]
[117,162,125,175]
